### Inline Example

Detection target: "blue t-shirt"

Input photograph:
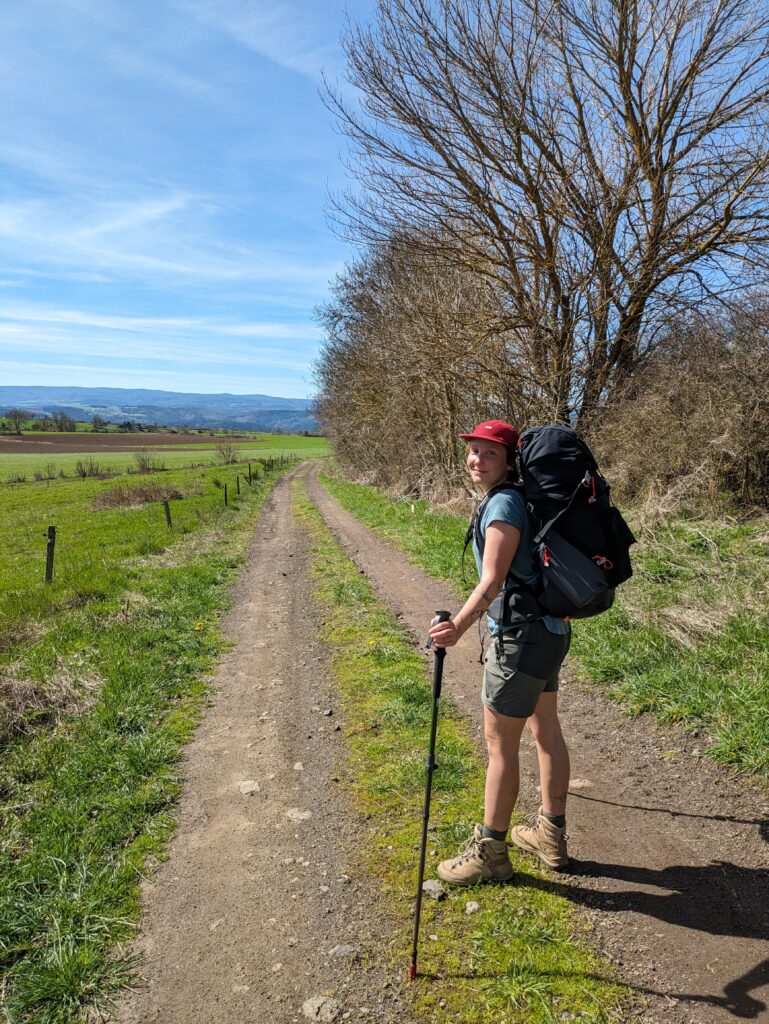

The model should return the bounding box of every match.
[473,489,570,636]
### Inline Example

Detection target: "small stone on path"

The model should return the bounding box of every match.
[465,901,480,914]
[330,943,358,960]
[287,807,312,822]
[238,780,260,796]
[422,879,446,901]
[294,762,304,771]
[302,995,342,1021]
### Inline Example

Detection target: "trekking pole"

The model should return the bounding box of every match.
[408,609,451,982]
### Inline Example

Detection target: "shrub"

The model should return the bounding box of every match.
[215,441,238,465]
[92,484,190,509]
[134,448,167,473]
[33,463,58,482]
[75,457,104,479]
[592,304,769,514]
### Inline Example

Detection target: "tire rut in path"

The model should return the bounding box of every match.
[111,468,407,1024]
[304,463,769,1024]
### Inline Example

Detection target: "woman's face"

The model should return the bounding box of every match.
[466,440,509,493]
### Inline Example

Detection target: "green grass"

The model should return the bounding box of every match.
[0,433,328,480]
[0,461,292,1022]
[319,472,769,779]
[293,482,627,1024]
[0,459,283,649]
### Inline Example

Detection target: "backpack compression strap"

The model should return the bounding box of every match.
[532,471,595,545]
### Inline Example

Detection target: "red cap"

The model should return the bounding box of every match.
[458,419,519,448]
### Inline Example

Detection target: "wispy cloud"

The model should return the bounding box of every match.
[73,196,192,240]
[0,0,361,397]
[0,358,314,397]
[0,304,321,383]
[0,193,342,292]
[178,0,341,80]
[106,47,224,100]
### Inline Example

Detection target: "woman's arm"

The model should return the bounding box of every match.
[428,520,521,647]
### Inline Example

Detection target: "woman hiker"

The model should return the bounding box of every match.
[427,419,572,884]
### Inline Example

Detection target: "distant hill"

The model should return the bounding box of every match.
[0,386,319,434]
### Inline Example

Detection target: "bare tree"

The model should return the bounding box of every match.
[52,411,76,431]
[4,409,34,434]
[327,0,769,424]
[316,238,543,495]
[215,440,238,465]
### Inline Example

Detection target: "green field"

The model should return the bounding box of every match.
[0,433,328,481]
[319,471,769,779]
[0,456,295,1021]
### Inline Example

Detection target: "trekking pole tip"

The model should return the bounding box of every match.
[408,964,417,981]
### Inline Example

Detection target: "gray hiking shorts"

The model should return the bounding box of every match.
[482,620,571,718]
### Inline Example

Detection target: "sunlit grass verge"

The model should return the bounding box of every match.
[293,482,627,1024]
[0,465,291,1024]
[318,472,769,779]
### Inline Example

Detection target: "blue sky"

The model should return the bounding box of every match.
[0,0,373,399]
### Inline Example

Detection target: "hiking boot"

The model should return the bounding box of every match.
[509,807,568,870]
[437,825,514,886]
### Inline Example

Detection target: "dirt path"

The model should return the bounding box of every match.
[304,464,769,1024]
[111,468,407,1024]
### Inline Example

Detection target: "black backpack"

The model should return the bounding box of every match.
[465,424,636,622]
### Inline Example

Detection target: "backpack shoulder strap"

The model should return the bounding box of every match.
[462,483,520,578]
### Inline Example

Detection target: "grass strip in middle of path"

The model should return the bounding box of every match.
[293,481,626,1024]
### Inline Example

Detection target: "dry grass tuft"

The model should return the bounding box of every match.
[0,657,101,745]
[655,600,733,650]
[131,525,231,570]
[0,620,46,656]
[92,482,194,509]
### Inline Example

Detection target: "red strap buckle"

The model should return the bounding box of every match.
[593,554,614,570]
[543,546,551,567]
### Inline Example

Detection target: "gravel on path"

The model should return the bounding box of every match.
[110,467,408,1024]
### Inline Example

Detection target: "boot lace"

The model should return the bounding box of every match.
[450,832,486,867]
[521,811,568,842]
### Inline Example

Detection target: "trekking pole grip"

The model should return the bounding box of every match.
[427,609,450,697]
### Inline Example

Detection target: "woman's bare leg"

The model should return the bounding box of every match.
[527,691,570,816]
[483,706,527,831]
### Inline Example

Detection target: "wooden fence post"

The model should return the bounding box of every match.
[236,475,240,495]
[248,462,252,484]
[162,499,173,529]
[224,483,228,507]
[45,525,56,583]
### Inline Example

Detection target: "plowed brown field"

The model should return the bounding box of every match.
[0,432,251,454]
